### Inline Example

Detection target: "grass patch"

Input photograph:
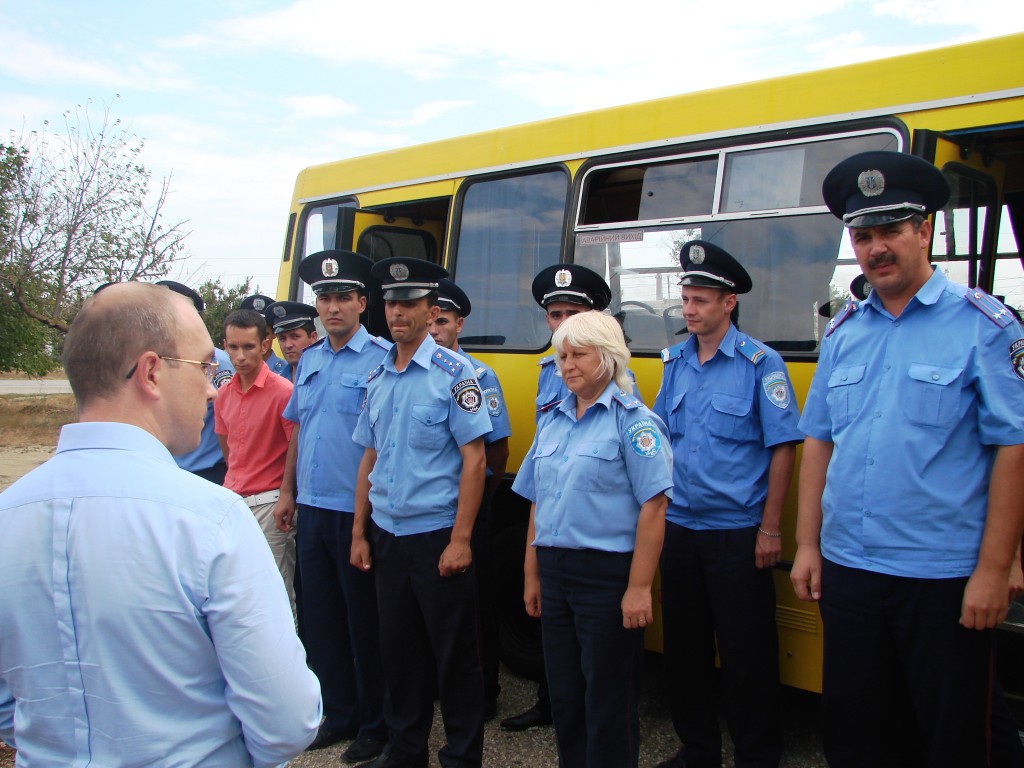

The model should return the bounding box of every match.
[0,394,77,447]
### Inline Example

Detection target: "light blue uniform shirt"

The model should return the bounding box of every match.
[653,325,803,530]
[514,381,674,552]
[460,351,513,459]
[0,422,322,767]
[175,347,235,472]
[267,350,291,380]
[353,335,492,536]
[282,326,391,512]
[800,269,1024,578]
[536,354,642,421]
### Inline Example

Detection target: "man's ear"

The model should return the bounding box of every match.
[129,351,163,401]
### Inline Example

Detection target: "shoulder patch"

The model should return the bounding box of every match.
[762,371,792,409]
[736,337,767,365]
[452,378,482,412]
[1010,339,1024,381]
[626,418,662,458]
[613,390,641,410]
[367,364,384,383]
[483,386,503,417]
[824,300,858,338]
[431,348,464,377]
[965,289,1016,329]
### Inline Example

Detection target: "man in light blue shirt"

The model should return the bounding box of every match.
[351,258,492,768]
[0,281,321,767]
[274,251,391,762]
[793,151,1024,766]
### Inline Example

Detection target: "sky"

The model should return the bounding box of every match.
[2,0,1022,296]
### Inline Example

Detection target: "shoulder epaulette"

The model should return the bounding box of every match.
[537,398,562,415]
[367,363,385,383]
[370,335,392,350]
[660,343,683,363]
[736,337,767,365]
[612,390,641,410]
[431,347,464,377]
[537,354,556,367]
[964,289,1016,328]
[306,337,327,351]
[824,300,858,338]
[474,366,488,381]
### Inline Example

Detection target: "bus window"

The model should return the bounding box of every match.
[452,168,569,349]
[992,206,1024,316]
[296,200,357,303]
[576,130,899,354]
[356,226,436,263]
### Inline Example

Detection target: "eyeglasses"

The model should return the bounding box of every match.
[125,356,220,382]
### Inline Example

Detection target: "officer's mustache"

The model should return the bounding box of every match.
[867,254,896,269]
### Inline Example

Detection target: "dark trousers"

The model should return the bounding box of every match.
[471,496,500,705]
[192,459,227,485]
[537,547,645,768]
[372,523,484,768]
[660,523,782,768]
[819,558,1024,768]
[296,505,386,740]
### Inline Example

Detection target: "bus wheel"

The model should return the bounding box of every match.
[494,521,544,681]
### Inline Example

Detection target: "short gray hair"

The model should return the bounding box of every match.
[551,311,632,392]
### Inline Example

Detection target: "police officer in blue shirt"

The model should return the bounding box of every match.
[263,300,319,381]
[513,310,673,768]
[351,258,492,768]
[158,280,235,484]
[273,251,391,762]
[240,294,291,378]
[793,151,1024,767]
[428,278,512,718]
[652,241,802,768]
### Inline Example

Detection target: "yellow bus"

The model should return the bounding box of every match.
[275,32,1024,695]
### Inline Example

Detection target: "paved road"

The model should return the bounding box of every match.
[0,379,71,395]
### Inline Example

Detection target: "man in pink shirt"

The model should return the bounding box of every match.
[215,308,297,617]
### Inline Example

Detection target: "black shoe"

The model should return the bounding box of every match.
[306,725,356,750]
[499,701,552,731]
[354,749,428,768]
[342,737,387,763]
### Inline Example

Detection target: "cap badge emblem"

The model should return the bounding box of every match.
[554,269,572,288]
[252,298,266,311]
[322,258,339,277]
[857,169,885,197]
[273,305,286,318]
[390,263,410,281]
[689,244,705,265]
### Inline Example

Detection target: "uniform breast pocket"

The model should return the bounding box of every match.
[410,404,450,449]
[826,364,866,428]
[336,374,367,415]
[905,363,964,428]
[666,390,686,438]
[707,392,756,442]
[532,441,560,491]
[568,440,621,492]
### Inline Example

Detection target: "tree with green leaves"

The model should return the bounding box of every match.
[1,98,189,363]
[197,276,254,348]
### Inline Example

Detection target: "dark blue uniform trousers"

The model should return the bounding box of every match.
[660,523,782,768]
[819,558,1024,768]
[372,523,484,768]
[296,505,386,740]
[537,547,645,768]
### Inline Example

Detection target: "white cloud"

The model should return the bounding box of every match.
[375,100,472,129]
[282,95,359,119]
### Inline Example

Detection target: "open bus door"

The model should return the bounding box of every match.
[291,200,449,338]
[917,129,1024,731]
